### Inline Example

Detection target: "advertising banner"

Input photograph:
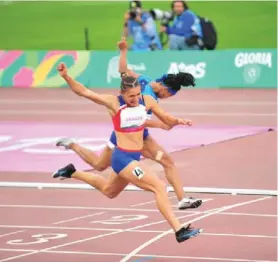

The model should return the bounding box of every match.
[0,49,276,88]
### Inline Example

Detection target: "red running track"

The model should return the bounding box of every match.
[0,188,277,262]
[0,88,277,261]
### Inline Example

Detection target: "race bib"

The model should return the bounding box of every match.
[132,166,145,179]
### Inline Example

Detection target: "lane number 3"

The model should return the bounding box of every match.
[6,233,67,245]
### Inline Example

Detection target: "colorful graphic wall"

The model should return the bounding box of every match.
[0,49,276,88]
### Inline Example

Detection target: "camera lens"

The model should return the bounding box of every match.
[129,11,137,19]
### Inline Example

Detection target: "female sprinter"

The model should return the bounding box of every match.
[53,63,202,243]
[56,38,202,210]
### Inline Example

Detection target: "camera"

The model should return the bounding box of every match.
[129,9,139,19]
[149,9,174,48]
[149,9,174,26]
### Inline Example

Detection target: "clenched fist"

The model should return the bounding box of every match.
[57,63,68,77]
[117,37,128,51]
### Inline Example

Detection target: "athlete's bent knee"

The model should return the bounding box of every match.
[103,186,119,199]
[157,152,175,168]
[94,163,108,172]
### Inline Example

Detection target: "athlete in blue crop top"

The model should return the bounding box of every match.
[53,66,202,243]
[56,38,202,210]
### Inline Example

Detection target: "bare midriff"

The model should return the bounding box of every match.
[115,130,144,151]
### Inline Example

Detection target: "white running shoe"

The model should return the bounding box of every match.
[178,197,203,210]
[56,138,75,150]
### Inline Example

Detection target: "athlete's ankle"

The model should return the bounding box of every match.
[175,226,184,235]
[177,196,184,202]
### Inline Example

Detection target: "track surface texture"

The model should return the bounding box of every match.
[0,88,277,262]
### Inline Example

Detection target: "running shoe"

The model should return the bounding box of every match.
[52,163,76,180]
[56,138,75,150]
[175,224,203,243]
[178,197,203,210]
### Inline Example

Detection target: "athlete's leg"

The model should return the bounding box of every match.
[118,160,180,230]
[70,144,112,171]
[54,163,177,226]
[142,135,202,209]
[53,164,128,199]
[117,160,202,242]
[142,135,184,200]
[53,159,202,242]
[56,138,112,171]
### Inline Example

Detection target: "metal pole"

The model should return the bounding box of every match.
[84,27,90,50]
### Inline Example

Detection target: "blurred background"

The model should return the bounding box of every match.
[0,0,277,88]
[0,1,276,50]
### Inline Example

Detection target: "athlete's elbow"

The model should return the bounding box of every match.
[74,90,86,98]
[77,89,91,99]
[70,88,83,97]
[69,85,85,96]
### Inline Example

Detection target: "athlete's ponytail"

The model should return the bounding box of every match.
[120,74,139,91]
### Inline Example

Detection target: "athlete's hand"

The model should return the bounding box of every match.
[57,63,68,77]
[177,118,192,126]
[124,11,130,21]
[118,37,128,51]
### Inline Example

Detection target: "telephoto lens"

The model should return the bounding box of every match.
[129,10,137,19]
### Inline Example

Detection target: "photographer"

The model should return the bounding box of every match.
[161,0,203,50]
[123,1,162,51]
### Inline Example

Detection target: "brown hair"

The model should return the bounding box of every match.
[120,73,139,91]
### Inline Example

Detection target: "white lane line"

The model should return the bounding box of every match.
[52,212,105,225]
[0,204,197,213]
[120,196,272,262]
[0,212,200,262]
[0,225,121,232]
[0,204,276,217]
[0,249,36,252]
[131,198,213,208]
[0,231,25,238]
[131,196,176,207]
[201,232,277,239]
[0,226,276,239]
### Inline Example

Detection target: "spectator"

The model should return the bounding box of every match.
[161,0,203,50]
[123,1,162,51]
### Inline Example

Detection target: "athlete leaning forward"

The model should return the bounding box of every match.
[56,37,202,210]
[52,43,203,243]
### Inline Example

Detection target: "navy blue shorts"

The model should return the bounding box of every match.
[107,128,149,149]
[111,147,141,174]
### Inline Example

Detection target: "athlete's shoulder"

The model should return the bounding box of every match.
[137,75,159,101]
[137,75,152,85]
